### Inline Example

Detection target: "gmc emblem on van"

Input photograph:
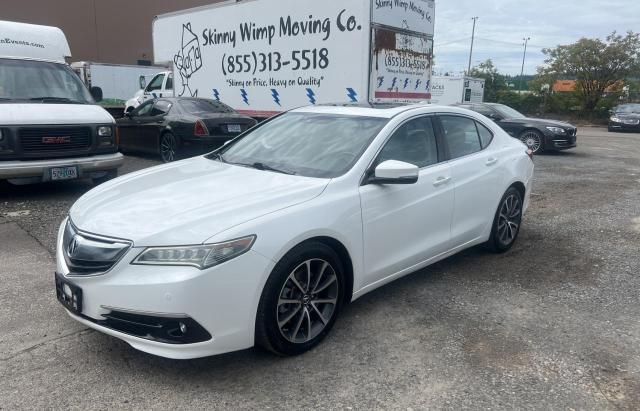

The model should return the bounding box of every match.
[42,136,71,144]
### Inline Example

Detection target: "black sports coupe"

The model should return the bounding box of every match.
[457,103,577,154]
[117,97,257,162]
[609,104,640,132]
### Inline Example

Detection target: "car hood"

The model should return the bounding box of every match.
[70,156,329,246]
[0,103,113,125]
[504,117,575,128]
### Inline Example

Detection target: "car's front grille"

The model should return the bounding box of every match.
[63,220,131,276]
[19,127,91,153]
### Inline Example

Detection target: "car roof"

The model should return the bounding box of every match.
[292,103,476,118]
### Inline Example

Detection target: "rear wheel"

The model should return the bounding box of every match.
[256,242,344,356]
[519,130,544,154]
[485,187,523,253]
[159,132,178,163]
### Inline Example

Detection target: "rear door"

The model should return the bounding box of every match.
[118,100,154,151]
[135,99,173,154]
[359,115,454,286]
[436,114,504,246]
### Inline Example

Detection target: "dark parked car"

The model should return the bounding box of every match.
[117,97,257,162]
[457,103,577,154]
[609,103,640,132]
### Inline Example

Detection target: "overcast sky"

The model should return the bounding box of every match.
[433,0,639,76]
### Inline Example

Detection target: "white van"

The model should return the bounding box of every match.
[0,20,123,184]
[124,70,173,114]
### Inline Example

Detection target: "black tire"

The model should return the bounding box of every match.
[519,129,544,154]
[485,187,523,253]
[255,241,345,356]
[92,169,117,186]
[159,132,178,163]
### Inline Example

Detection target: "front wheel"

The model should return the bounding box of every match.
[256,242,344,356]
[519,130,544,154]
[485,187,523,253]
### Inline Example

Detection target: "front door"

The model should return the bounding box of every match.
[359,115,454,286]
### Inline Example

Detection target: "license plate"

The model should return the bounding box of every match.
[55,272,83,315]
[50,166,78,181]
[227,124,242,133]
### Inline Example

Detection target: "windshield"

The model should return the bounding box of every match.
[493,104,526,119]
[0,58,93,103]
[217,112,388,178]
[615,104,640,114]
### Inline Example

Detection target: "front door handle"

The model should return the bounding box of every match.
[433,176,451,187]
[486,157,498,166]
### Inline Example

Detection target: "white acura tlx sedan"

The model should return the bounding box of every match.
[55,104,534,359]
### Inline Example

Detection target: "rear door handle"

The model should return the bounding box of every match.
[433,176,451,187]
[486,157,498,166]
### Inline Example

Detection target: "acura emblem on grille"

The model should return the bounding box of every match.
[42,136,71,144]
[68,236,79,256]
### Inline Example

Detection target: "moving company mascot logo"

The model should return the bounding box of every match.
[174,23,202,97]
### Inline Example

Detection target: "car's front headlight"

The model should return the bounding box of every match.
[132,235,256,269]
[610,116,621,123]
[546,126,566,134]
[98,126,113,137]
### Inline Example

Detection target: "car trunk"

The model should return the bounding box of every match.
[200,114,256,137]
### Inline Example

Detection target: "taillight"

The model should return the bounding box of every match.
[526,149,534,160]
[194,120,209,136]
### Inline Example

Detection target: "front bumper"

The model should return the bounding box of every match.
[544,131,577,150]
[55,220,275,359]
[609,121,640,132]
[0,152,124,181]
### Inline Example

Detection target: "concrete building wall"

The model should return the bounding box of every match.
[1,0,223,64]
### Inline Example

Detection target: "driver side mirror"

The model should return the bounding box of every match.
[488,113,502,122]
[368,160,419,185]
[90,86,103,102]
[139,75,147,90]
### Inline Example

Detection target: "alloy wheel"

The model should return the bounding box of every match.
[277,259,339,344]
[160,133,177,162]
[497,194,522,246]
[520,131,542,153]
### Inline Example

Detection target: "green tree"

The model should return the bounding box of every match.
[540,31,640,112]
[469,59,507,102]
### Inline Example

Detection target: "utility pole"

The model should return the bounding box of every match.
[467,17,478,75]
[519,37,531,93]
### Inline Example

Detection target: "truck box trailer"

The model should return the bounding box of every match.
[71,62,167,106]
[152,0,435,117]
[429,75,485,105]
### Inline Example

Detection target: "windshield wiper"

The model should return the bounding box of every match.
[28,97,84,104]
[229,161,295,175]
[209,152,226,163]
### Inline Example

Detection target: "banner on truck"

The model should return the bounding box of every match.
[371,28,432,103]
[372,0,435,36]
[153,0,370,116]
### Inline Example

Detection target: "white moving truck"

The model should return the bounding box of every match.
[71,62,167,106]
[152,0,435,117]
[0,20,123,184]
[429,75,485,105]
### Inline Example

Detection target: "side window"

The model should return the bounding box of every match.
[475,121,494,148]
[440,115,482,159]
[150,100,172,116]
[133,100,154,116]
[146,74,165,91]
[377,116,438,168]
[165,74,173,91]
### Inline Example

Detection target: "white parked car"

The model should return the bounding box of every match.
[55,104,534,359]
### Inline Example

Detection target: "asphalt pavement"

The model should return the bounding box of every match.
[1,128,639,410]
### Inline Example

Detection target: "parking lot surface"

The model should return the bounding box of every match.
[1,128,639,410]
